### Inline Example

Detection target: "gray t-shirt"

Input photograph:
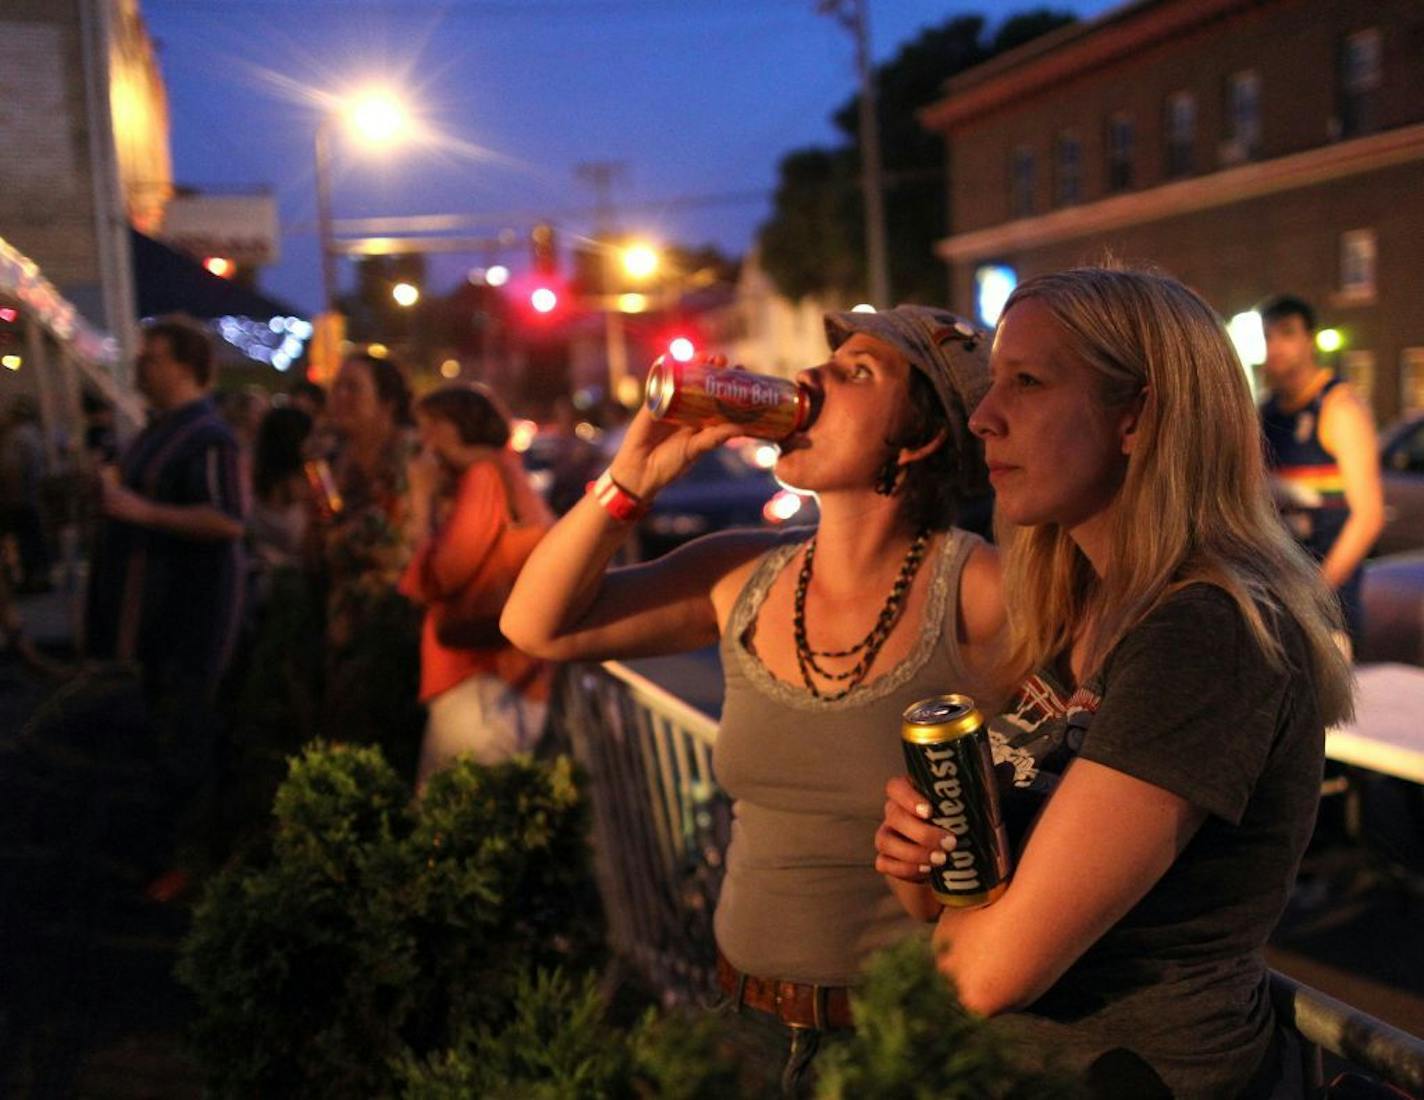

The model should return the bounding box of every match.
[714,529,996,986]
[987,584,1324,1099]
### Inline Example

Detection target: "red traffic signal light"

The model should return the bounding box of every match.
[530,285,559,314]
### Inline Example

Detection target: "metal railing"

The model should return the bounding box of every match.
[555,660,727,997]
[555,660,1424,1095]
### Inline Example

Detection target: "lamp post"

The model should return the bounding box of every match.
[312,89,412,315]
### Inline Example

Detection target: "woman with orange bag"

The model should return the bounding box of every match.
[399,384,554,791]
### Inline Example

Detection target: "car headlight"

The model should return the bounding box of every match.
[762,489,804,524]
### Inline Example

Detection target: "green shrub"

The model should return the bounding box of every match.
[396,968,740,1100]
[814,936,1085,1100]
[177,743,601,1097]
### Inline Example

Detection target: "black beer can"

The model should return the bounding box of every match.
[901,694,1011,908]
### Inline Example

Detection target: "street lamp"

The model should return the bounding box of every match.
[621,242,660,282]
[313,88,413,315]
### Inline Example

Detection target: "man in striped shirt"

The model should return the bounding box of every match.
[86,317,248,875]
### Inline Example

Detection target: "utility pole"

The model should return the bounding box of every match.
[577,161,631,400]
[819,0,891,307]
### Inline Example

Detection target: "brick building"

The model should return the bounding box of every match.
[0,0,171,369]
[922,0,1424,421]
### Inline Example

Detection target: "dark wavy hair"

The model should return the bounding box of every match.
[345,352,413,425]
[883,368,978,533]
[415,384,510,448]
[253,406,313,501]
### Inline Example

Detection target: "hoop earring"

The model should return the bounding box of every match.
[874,456,899,496]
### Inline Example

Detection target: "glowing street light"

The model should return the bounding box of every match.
[621,242,660,282]
[314,87,415,315]
[392,281,420,307]
[345,90,408,146]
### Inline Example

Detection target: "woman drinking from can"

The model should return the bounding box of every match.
[503,306,1007,1094]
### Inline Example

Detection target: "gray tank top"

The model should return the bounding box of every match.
[713,529,993,986]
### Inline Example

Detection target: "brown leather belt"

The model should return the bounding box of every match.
[716,950,855,1031]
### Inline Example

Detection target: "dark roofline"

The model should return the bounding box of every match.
[920,0,1254,132]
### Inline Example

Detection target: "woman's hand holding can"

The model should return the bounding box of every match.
[875,774,957,882]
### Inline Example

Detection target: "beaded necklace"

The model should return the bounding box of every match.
[792,528,932,701]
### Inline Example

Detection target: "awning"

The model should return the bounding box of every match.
[130,228,306,321]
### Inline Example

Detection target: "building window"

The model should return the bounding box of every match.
[1222,70,1261,165]
[1165,91,1196,177]
[1107,114,1134,191]
[1054,133,1081,206]
[1339,28,1381,138]
[1339,228,1377,299]
[1011,146,1036,218]
[1399,349,1424,414]
[1342,351,1375,406]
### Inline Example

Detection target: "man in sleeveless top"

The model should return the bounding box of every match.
[1259,295,1383,650]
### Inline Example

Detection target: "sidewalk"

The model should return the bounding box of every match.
[1,582,204,1098]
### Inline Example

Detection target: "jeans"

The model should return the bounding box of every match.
[704,992,845,1098]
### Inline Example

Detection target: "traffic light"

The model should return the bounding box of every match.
[531,222,557,276]
[530,285,559,314]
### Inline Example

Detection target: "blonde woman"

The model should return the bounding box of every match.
[876,268,1352,1099]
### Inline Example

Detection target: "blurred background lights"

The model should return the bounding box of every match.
[762,488,805,524]
[203,256,234,278]
[974,264,1017,327]
[668,337,695,362]
[1316,327,1344,353]
[509,418,538,452]
[3,355,22,371]
[485,264,509,287]
[618,292,648,314]
[440,358,460,378]
[851,303,877,313]
[215,315,312,370]
[621,242,660,281]
[530,286,558,313]
[367,343,389,358]
[1227,310,1266,367]
[616,375,644,408]
[392,281,420,307]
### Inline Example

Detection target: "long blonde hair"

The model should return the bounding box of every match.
[997,266,1353,726]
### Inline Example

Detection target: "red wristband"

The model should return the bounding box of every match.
[588,469,649,523]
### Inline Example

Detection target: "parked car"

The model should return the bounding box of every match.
[637,445,815,560]
[1360,552,1424,666]
[1378,412,1424,558]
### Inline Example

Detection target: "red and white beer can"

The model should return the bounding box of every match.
[644,357,817,441]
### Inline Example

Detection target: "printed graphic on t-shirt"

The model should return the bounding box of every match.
[989,669,1102,795]
[988,668,1102,848]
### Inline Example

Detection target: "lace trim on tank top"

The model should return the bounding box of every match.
[727,529,973,712]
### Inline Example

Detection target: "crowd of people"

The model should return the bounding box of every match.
[5,318,558,896]
[2,263,1386,1098]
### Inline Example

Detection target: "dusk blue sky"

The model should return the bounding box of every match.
[145,0,1114,314]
